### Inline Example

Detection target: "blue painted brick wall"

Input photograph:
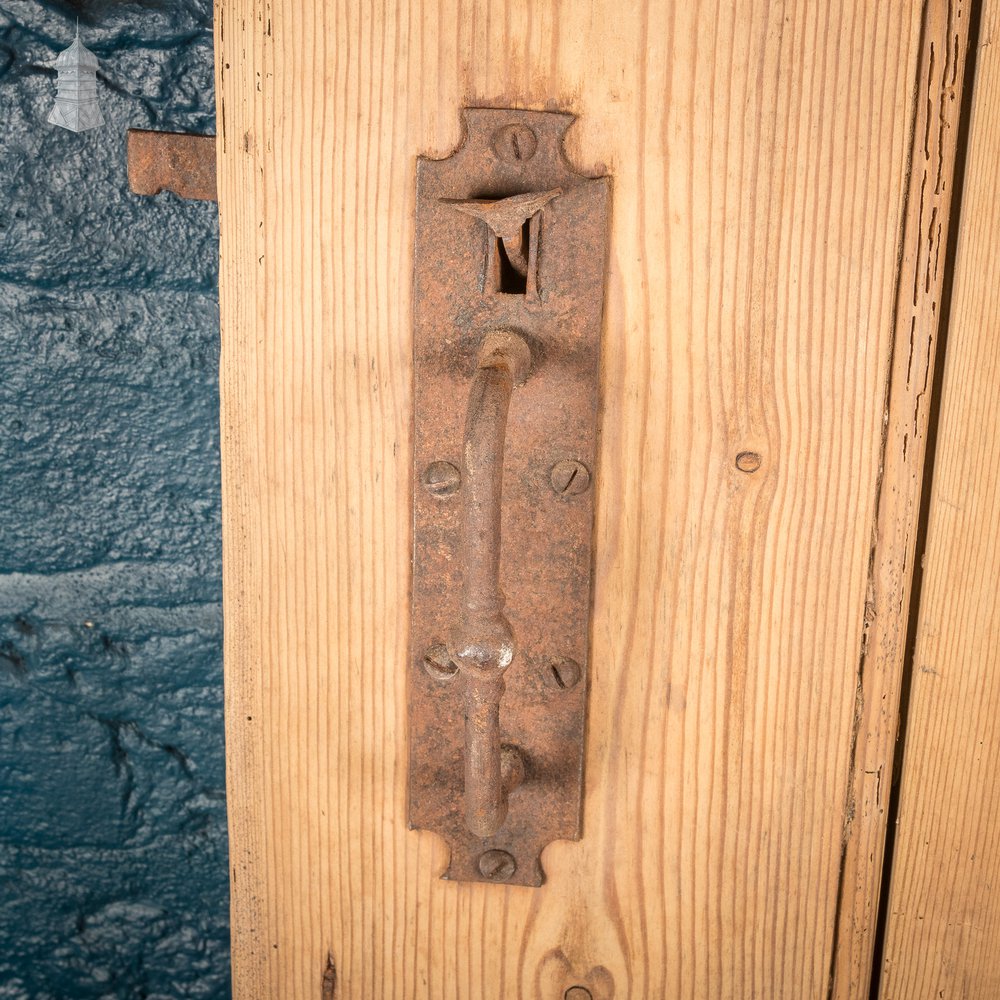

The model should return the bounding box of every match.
[0,3,228,997]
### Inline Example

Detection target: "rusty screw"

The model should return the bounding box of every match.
[477,849,517,881]
[546,658,582,690]
[550,459,591,497]
[422,643,458,682]
[422,460,461,497]
[492,123,538,163]
[564,989,593,1000]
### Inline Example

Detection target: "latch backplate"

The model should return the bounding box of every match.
[409,108,610,886]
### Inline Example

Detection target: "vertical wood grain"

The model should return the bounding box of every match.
[215,2,931,996]
[829,2,975,997]
[877,2,1000,996]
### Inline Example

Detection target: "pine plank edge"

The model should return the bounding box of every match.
[828,2,975,997]
[215,0,270,995]
[877,2,1000,991]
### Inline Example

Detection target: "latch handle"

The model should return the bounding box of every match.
[447,331,531,838]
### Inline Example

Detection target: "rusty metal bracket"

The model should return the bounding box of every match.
[409,108,610,886]
[126,129,217,202]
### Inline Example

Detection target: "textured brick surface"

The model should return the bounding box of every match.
[0,4,228,997]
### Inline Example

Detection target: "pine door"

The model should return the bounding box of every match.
[214,2,984,997]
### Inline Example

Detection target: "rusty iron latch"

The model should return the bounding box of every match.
[409,108,610,886]
[126,129,217,202]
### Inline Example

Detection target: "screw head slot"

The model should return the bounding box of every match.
[546,658,582,690]
[477,849,517,881]
[422,643,458,682]
[492,124,538,163]
[550,459,591,497]
[422,460,461,496]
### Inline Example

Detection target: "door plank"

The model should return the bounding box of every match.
[878,3,1000,996]
[215,2,927,996]
[829,2,976,996]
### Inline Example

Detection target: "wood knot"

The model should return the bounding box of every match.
[735,451,763,473]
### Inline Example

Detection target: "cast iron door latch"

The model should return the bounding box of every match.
[409,108,610,886]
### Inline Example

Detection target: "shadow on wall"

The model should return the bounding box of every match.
[0,2,228,997]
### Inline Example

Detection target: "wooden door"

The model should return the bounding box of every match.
[214,2,974,997]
